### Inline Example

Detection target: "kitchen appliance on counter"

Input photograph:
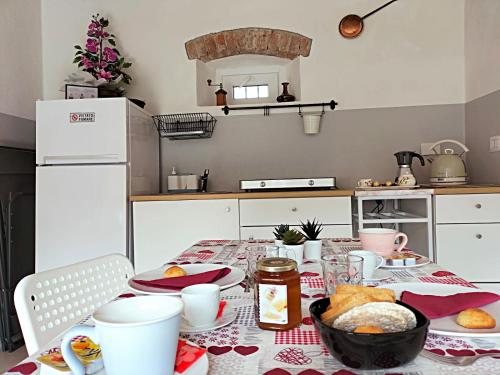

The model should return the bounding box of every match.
[36,98,159,272]
[394,151,425,186]
[240,177,336,192]
[166,168,209,193]
[427,140,469,186]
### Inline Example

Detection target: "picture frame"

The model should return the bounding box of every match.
[65,84,99,100]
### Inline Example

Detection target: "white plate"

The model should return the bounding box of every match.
[128,264,245,295]
[380,254,430,269]
[363,269,393,282]
[181,304,237,334]
[381,282,500,337]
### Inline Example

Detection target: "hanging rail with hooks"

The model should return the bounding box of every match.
[221,100,338,116]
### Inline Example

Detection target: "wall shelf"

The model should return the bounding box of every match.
[221,100,338,116]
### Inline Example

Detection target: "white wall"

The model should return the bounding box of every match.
[41,0,466,115]
[0,0,43,121]
[465,0,500,102]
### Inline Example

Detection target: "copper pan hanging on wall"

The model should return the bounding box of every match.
[339,0,399,39]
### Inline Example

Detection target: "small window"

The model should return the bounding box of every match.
[232,85,269,100]
[222,72,279,105]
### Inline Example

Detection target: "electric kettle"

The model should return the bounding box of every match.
[427,139,469,186]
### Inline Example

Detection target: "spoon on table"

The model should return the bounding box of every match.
[339,0,399,39]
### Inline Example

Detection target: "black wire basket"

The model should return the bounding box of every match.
[152,113,217,140]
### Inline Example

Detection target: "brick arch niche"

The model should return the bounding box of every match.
[185,27,312,62]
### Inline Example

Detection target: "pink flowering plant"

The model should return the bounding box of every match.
[73,14,132,87]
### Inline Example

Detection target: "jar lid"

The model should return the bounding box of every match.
[256,258,297,272]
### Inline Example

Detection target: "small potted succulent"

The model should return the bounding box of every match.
[282,229,305,265]
[300,218,324,260]
[273,224,289,247]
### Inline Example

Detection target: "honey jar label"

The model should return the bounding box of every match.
[258,284,288,324]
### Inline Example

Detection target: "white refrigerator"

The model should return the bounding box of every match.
[35,98,159,272]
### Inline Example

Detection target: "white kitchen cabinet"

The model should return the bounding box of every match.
[133,199,239,273]
[240,197,351,226]
[434,194,500,284]
[435,224,500,282]
[240,225,352,240]
[132,195,353,273]
[435,194,500,223]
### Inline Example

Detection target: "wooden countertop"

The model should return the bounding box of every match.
[130,185,500,201]
[130,189,354,202]
[431,185,500,195]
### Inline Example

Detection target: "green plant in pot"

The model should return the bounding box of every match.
[300,218,323,260]
[273,224,289,246]
[72,14,133,98]
[282,229,305,266]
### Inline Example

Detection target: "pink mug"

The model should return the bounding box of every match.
[358,228,408,256]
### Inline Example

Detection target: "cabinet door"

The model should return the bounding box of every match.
[435,194,500,223]
[435,224,500,282]
[239,197,351,226]
[133,199,239,273]
[240,225,352,240]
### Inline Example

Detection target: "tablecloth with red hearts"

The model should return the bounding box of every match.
[4,239,500,375]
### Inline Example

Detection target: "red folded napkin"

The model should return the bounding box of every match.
[175,339,207,374]
[132,267,231,290]
[401,291,500,319]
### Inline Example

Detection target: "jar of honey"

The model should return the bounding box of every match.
[254,258,301,331]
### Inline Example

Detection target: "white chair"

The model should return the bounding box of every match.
[14,254,134,355]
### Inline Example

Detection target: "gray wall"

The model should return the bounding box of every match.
[466,89,500,184]
[162,104,465,191]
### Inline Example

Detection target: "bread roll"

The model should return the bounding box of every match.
[353,325,385,334]
[335,285,396,302]
[333,302,417,333]
[456,308,496,329]
[321,293,377,326]
[163,265,187,278]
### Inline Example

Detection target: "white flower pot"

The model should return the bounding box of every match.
[283,244,304,265]
[274,239,284,247]
[302,113,322,134]
[304,239,322,260]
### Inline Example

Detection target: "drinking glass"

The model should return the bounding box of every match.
[245,245,279,290]
[321,254,363,295]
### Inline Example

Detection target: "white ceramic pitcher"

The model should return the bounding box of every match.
[61,296,183,375]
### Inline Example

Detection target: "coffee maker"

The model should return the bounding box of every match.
[394,151,425,186]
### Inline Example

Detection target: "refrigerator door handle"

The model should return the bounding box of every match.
[42,154,121,164]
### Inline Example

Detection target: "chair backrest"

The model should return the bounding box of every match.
[14,254,134,354]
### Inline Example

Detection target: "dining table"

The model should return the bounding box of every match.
[4,238,500,375]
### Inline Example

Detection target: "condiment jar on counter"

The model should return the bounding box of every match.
[254,258,301,331]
